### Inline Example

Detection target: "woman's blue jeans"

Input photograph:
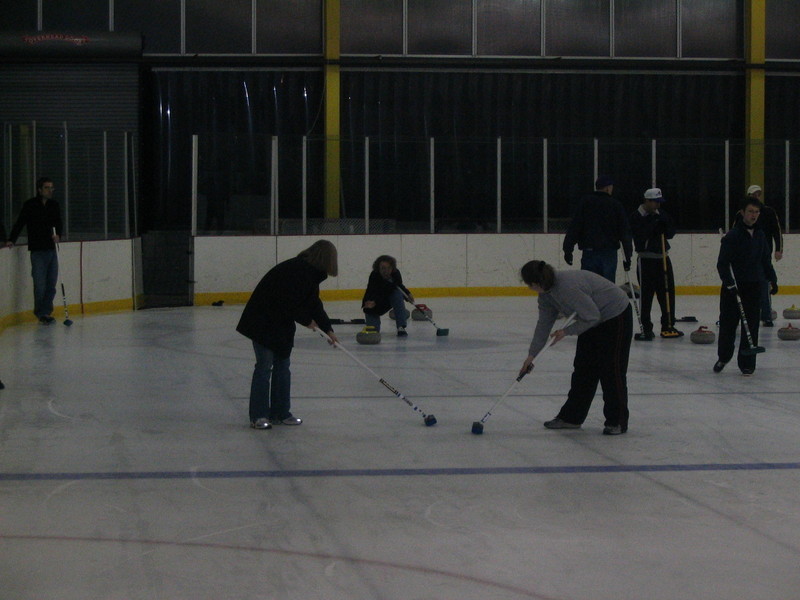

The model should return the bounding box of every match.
[364,288,407,331]
[249,341,291,422]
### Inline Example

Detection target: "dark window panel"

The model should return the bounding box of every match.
[187,0,251,54]
[341,0,403,55]
[681,0,742,59]
[408,0,471,55]
[115,0,181,54]
[477,0,541,56]
[0,0,37,30]
[546,0,610,57]
[615,0,676,58]
[767,0,800,59]
[43,0,108,30]
[256,0,322,54]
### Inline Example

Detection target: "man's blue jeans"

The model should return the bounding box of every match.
[580,248,618,283]
[30,249,58,318]
[249,341,291,422]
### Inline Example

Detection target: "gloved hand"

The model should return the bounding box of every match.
[770,280,779,295]
[623,258,631,272]
[563,252,573,266]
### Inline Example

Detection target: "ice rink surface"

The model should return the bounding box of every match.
[1,294,799,600]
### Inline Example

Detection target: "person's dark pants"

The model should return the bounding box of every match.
[717,282,761,372]
[249,342,292,422]
[759,279,773,322]
[556,305,633,431]
[30,249,58,319]
[637,256,676,333]
[580,248,618,283]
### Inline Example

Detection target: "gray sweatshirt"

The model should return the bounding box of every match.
[528,270,630,357]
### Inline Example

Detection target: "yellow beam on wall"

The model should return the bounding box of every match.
[744,0,766,191]
[324,0,341,219]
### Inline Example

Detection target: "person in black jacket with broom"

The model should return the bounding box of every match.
[362,255,414,337]
[237,240,339,429]
[629,188,683,339]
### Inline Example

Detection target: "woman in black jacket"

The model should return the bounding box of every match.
[237,240,339,429]
[362,255,414,337]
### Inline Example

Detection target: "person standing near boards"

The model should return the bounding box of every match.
[629,188,683,339]
[5,177,63,324]
[520,260,633,435]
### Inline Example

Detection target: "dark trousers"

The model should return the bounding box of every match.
[717,282,761,372]
[637,256,676,333]
[556,305,633,430]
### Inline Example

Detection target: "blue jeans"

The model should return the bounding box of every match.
[580,248,618,283]
[249,341,291,422]
[365,288,407,331]
[30,249,58,318]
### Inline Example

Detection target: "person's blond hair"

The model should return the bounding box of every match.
[298,239,338,276]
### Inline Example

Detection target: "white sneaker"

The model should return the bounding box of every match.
[250,418,272,430]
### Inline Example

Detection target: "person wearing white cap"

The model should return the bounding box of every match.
[629,188,683,339]
[733,185,784,326]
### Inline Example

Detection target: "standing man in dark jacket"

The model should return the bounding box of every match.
[236,240,340,429]
[563,175,633,283]
[6,177,63,324]
[715,199,777,376]
[629,188,683,339]
[733,185,784,326]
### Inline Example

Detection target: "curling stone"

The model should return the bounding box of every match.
[388,308,410,320]
[356,326,381,345]
[619,282,640,298]
[783,305,800,319]
[777,323,800,341]
[690,326,716,344]
[411,304,433,321]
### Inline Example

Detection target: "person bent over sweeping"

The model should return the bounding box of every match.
[362,255,414,337]
[521,260,633,435]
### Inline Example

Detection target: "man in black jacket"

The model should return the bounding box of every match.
[630,188,683,339]
[563,175,632,283]
[6,177,63,324]
[715,199,777,376]
[735,185,784,326]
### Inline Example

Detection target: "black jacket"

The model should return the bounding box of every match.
[563,191,632,260]
[8,196,62,251]
[362,269,410,315]
[630,206,676,255]
[717,221,777,288]
[236,257,333,357]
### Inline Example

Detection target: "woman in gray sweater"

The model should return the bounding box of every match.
[520,260,632,435]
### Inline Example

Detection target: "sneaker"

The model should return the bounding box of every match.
[713,360,727,373]
[634,331,655,341]
[544,418,581,430]
[270,414,303,426]
[397,327,408,337]
[38,316,55,324]
[250,418,272,430]
[762,320,774,327]
[660,328,684,338]
[741,369,754,377]
[0,379,5,390]
[603,425,625,435]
